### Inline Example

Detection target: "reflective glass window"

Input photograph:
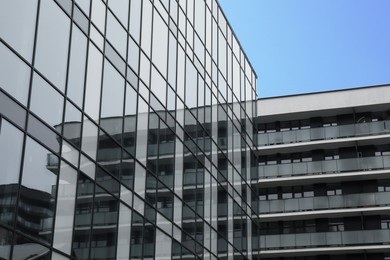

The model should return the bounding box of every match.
[0,42,31,106]
[84,43,103,121]
[72,173,94,259]
[90,186,118,259]
[67,25,87,108]
[108,0,128,28]
[0,227,12,259]
[0,0,38,62]
[19,137,58,244]
[0,120,24,227]
[100,60,125,139]
[63,101,82,148]
[35,0,70,92]
[152,11,168,75]
[30,73,64,129]
[53,161,77,255]
[107,11,127,58]
[12,234,50,259]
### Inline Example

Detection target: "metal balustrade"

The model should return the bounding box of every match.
[260,229,390,249]
[259,191,390,214]
[259,155,390,178]
[258,120,390,146]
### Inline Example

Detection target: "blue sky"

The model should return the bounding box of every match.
[218,0,390,98]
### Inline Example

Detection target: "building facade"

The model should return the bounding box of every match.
[0,0,259,259]
[254,86,390,260]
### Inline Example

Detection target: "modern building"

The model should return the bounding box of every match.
[0,0,259,259]
[1,1,390,260]
[254,85,390,260]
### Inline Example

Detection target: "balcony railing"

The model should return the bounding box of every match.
[260,229,390,249]
[259,155,390,178]
[258,120,390,147]
[259,191,390,214]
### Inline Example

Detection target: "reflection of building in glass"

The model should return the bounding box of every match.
[0,0,259,259]
[254,86,390,260]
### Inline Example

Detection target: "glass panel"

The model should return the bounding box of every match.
[106,11,127,58]
[0,0,37,62]
[12,234,50,259]
[155,229,172,259]
[108,0,128,28]
[63,101,82,148]
[53,161,77,255]
[152,10,168,75]
[19,137,58,244]
[117,203,132,260]
[0,120,23,227]
[0,91,26,128]
[72,173,94,259]
[90,186,118,259]
[81,118,99,161]
[35,0,70,92]
[67,25,87,108]
[84,43,103,121]
[0,42,31,105]
[129,0,141,43]
[0,227,12,260]
[124,84,137,156]
[30,73,64,129]
[100,60,125,139]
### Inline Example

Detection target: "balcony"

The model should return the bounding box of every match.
[259,191,390,215]
[260,229,390,250]
[259,155,390,179]
[258,120,390,147]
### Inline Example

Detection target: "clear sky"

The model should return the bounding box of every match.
[218,0,390,98]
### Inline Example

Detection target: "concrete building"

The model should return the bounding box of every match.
[254,85,390,260]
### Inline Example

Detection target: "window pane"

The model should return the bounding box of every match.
[100,60,125,138]
[19,137,58,244]
[53,161,77,255]
[0,42,31,106]
[67,25,87,108]
[152,11,168,75]
[107,11,127,58]
[0,119,24,227]
[84,43,103,121]
[35,0,70,92]
[30,73,64,129]
[0,0,38,62]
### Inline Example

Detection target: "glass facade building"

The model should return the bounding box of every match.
[0,0,259,259]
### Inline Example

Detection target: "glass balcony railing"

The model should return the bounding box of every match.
[258,120,390,146]
[260,229,390,249]
[259,155,390,178]
[259,191,390,214]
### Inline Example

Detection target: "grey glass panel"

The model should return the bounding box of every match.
[53,161,77,255]
[129,0,141,43]
[100,60,125,138]
[0,91,26,129]
[72,173,93,259]
[81,118,99,161]
[0,120,24,227]
[12,234,50,260]
[107,11,127,58]
[28,115,61,153]
[19,137,58,244]
[84,43,103,121]
[152,10,168,75]
[63,101,82,148]
[30,73,64,129]
[73,5,89,35]
[35,0,70,92]
[90,186,118,259]
[140,0,152,55]
[0,42,31,105]
[0,0,37,62]
[108,0,128,28]
[0,227,12,259]
[117,203,132,259]
[67,25,87,108]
